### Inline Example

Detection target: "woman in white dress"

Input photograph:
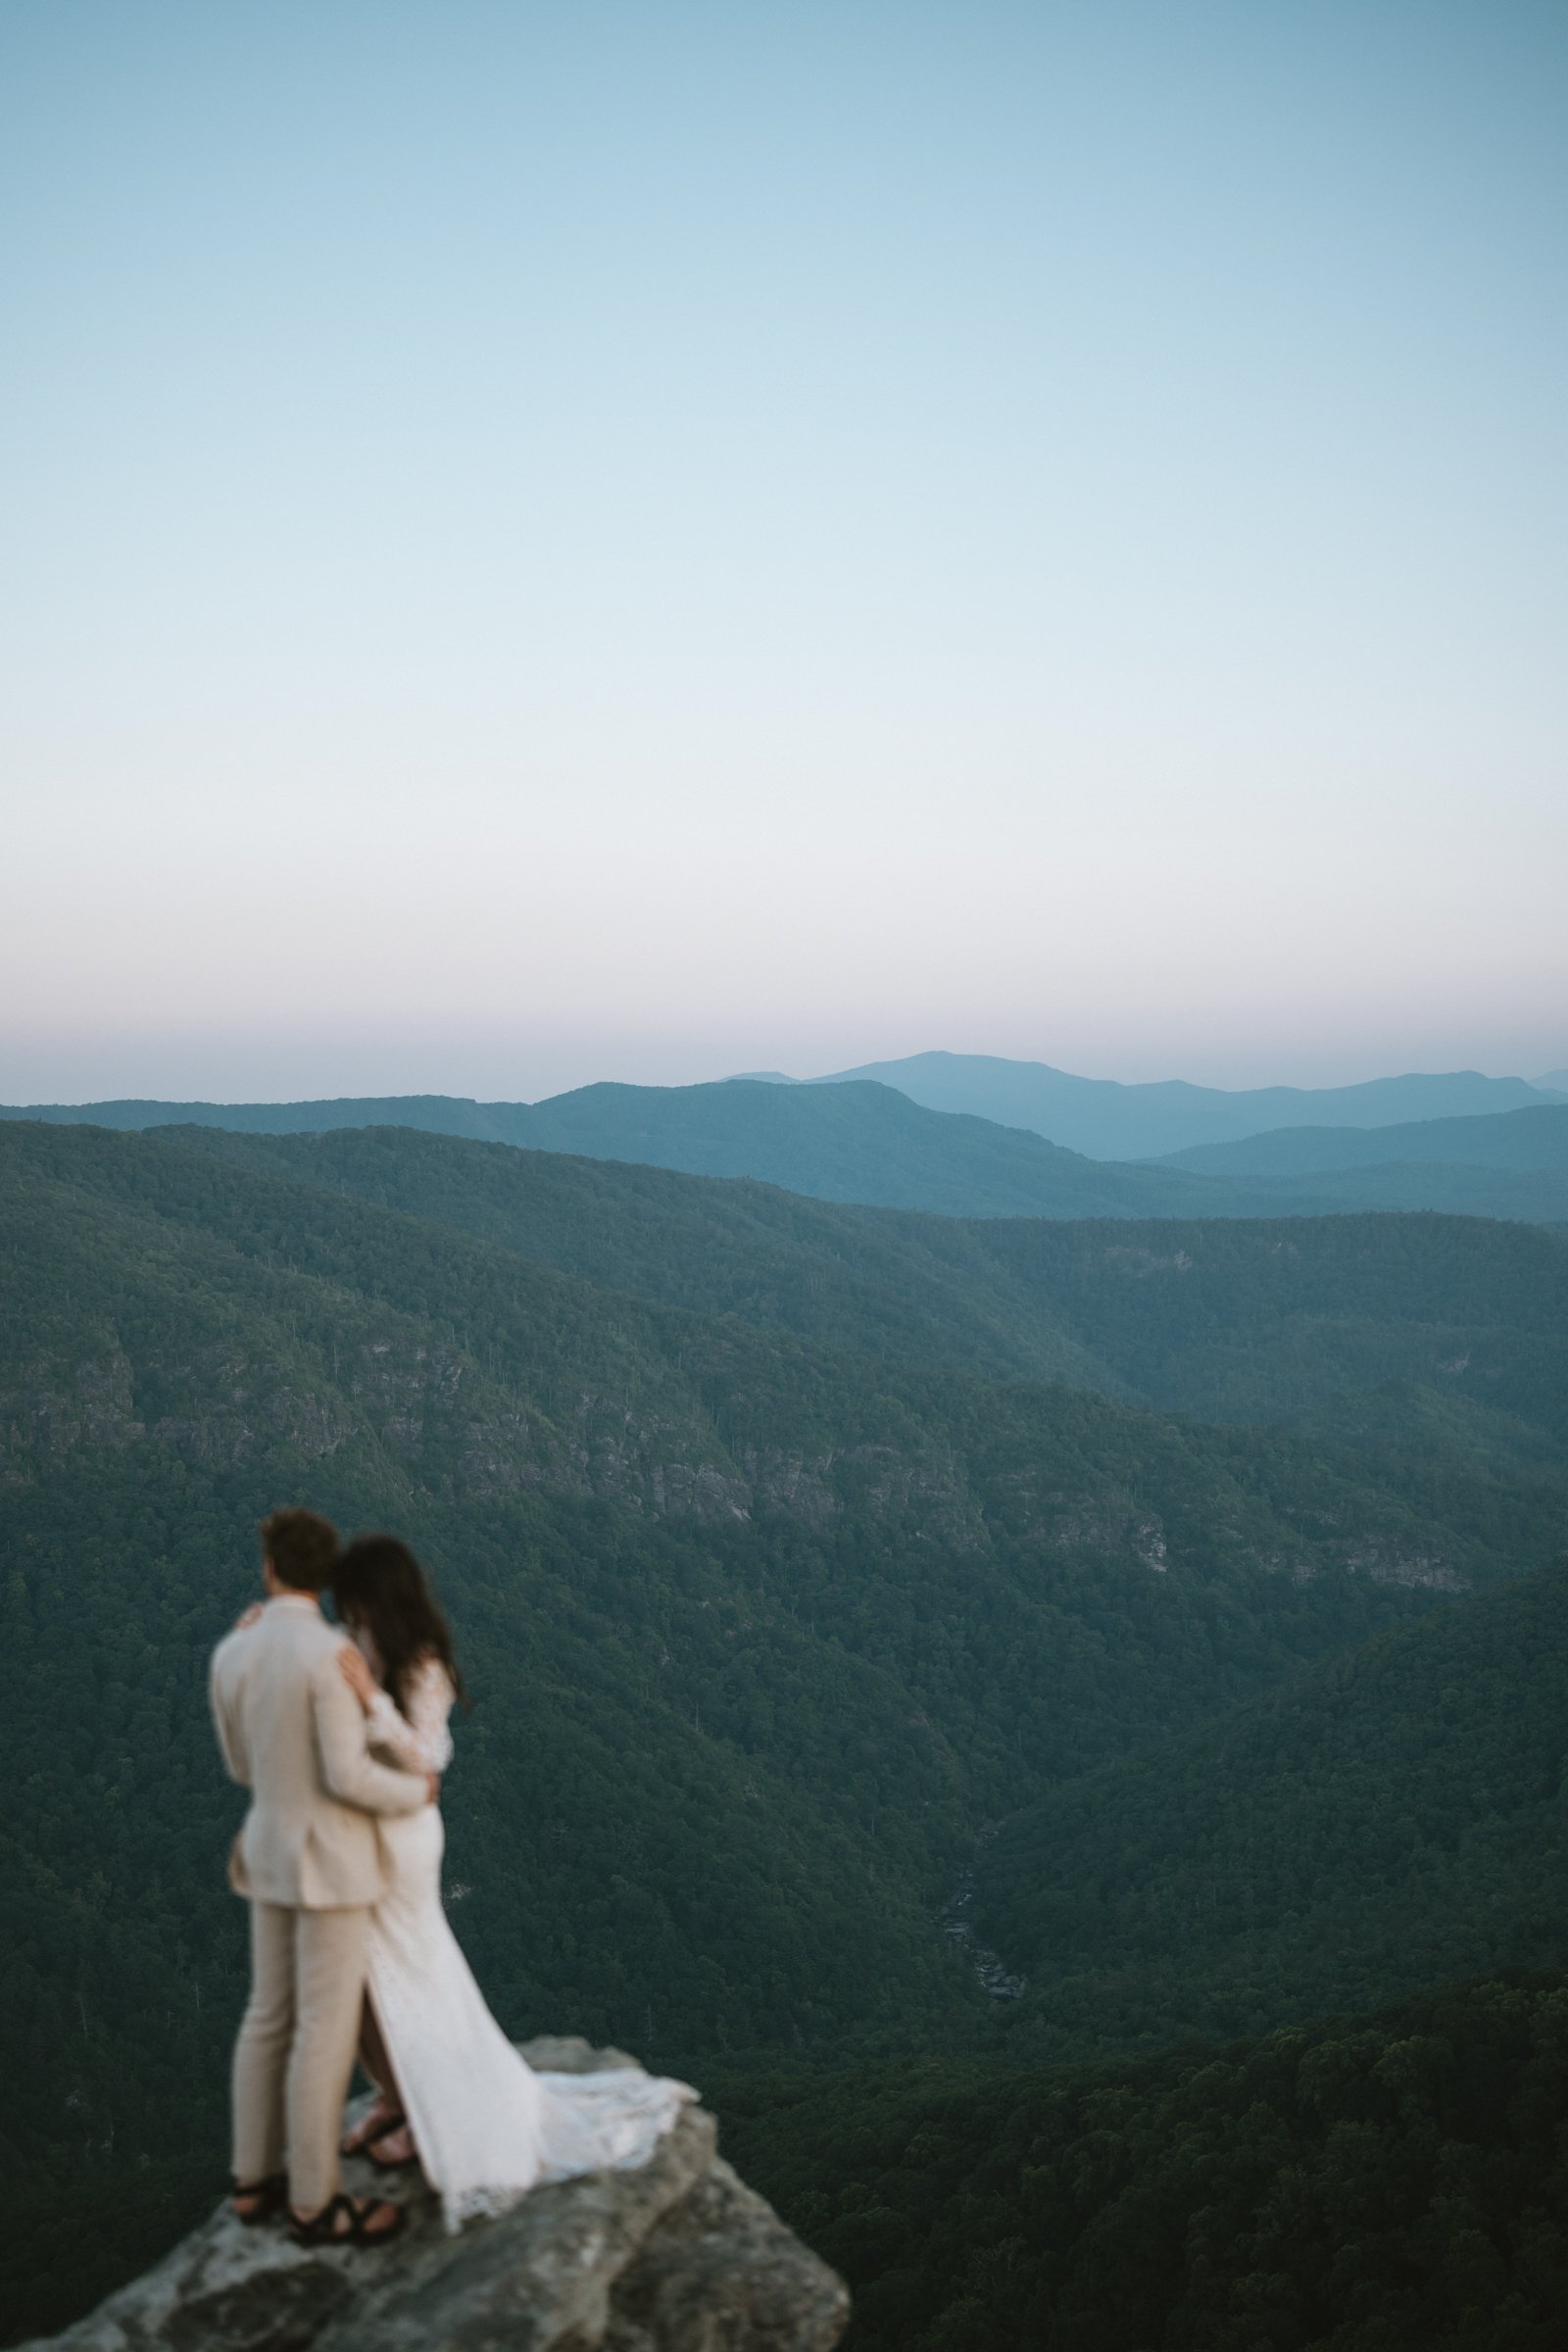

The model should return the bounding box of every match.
[328,1534,695,2231]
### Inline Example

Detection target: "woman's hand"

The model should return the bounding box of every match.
[234,1603,264,1632]
[338,1642,379,1712]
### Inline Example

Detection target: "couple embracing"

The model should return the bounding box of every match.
[210,1506,693,2248]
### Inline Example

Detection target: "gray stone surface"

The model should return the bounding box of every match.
[19,2041,849,2352]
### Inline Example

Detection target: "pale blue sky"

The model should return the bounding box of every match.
[2,1,1564,1102]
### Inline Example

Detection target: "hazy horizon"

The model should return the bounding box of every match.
[3,1040,1565,1112]
[4,3,1564,1105]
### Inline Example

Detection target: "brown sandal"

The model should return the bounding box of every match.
[366,2123,421,2173]
[231,2172,288,2225]
[341,2105,405,2159]
[288,2191,406,2248]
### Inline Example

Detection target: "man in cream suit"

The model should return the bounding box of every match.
[211,1505,434,2245]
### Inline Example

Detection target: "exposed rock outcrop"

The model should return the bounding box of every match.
[20,2039,849,2352]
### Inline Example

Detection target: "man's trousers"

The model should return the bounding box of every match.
[231,1899,371,2215]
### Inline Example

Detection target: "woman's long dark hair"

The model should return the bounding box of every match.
[332,1534,468,1718]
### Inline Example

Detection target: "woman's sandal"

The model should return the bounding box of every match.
[341,2105,406,2159]
[287,2191,406,2248]
[366,2122,421,2172]
[231,2173,288,2226]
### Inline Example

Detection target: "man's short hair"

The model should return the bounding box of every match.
[259,1505,340,1592]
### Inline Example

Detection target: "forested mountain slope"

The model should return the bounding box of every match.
[892,1205,1568,1467]
[9,1123,1527,1803]
[157,1122,1568,1475]
[715,1972,1568,2352]
[160,1121,1105,1387]
[971,1559,1568,2057]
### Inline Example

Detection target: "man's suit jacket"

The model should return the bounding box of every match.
[210,1593,428,1909]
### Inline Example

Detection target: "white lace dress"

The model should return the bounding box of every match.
[360,1654,696,2230]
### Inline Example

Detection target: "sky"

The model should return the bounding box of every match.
[2,0,1564,1104]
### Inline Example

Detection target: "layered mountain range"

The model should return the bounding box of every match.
[796,1049,1566,1159]
[7,1063,1568,1224]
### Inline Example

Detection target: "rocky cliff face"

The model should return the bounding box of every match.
[19,2039,849,2352]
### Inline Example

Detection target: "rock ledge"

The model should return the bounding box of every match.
[21,2038,849,2352]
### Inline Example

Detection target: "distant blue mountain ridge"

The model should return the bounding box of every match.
[1158,1102,1568,1178]
[794,1051,1564,1160]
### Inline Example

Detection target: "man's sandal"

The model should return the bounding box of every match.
[231,2173,288,2225]
[341,2106,405,2159]
[287,2191,406,2248]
